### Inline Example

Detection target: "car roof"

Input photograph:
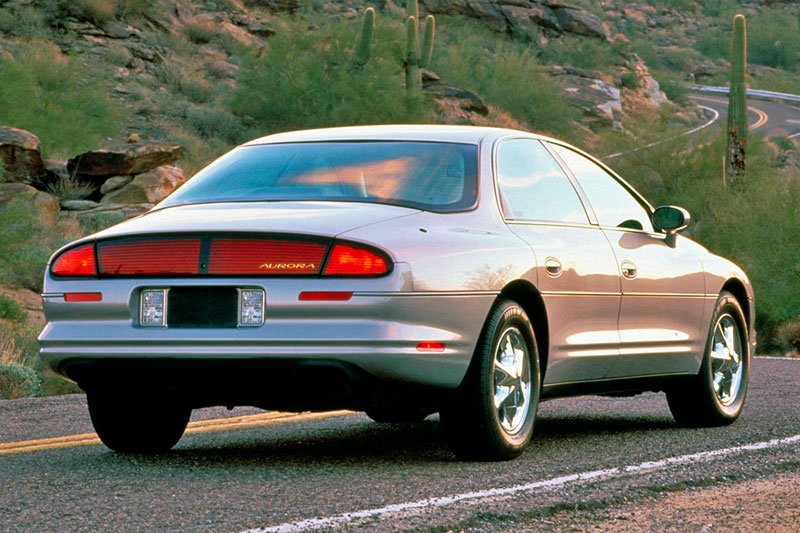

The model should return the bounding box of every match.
[242,125,553,146]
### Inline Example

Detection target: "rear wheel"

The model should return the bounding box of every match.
[87,391,191,453]
[667,291,749,427]
[441,299,540,460]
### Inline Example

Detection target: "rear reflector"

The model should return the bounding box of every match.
[64,292,102,302]
[51,244,97,277]
[208,239,326,275]
[99,238,201,275]
[416,342,446,352]
[298,291,353,301]
[323,243,390,276]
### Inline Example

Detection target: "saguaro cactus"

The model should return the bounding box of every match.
[404,0,435,96]
[726,13,748,185]
[405,16,421,96]
[355,7,376,67]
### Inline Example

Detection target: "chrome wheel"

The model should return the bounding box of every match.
[710,313,744,406]
[493,326,531,435]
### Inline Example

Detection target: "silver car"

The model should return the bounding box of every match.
[39,126,754,460]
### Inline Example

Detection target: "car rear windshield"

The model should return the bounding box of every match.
[160,141,479,212]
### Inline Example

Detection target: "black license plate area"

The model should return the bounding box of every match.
[168,287,238,328]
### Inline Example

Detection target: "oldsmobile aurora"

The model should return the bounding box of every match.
[39,126,754,460]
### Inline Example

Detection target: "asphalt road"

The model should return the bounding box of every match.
[1,357,798,531]
[688,93,800,138]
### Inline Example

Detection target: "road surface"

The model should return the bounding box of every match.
[1,357,798,531]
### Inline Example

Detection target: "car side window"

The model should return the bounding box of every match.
[550,144,653,232]
[496,139,589,224]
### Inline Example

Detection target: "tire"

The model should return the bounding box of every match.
[87,391,191,453]
[440,299,540,461]
[365,407,433,423]
[667,291,749,427]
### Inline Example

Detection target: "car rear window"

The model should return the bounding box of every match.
[161,141,479,212]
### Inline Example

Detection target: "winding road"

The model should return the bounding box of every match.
[2,357,799,531]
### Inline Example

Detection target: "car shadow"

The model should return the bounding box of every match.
[89,412,681,468]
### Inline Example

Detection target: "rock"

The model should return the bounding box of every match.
[246,22,276,38]
[549,4,609,40]
[67,142,185,179]
[127,133,143,144]
[552,69,623,128]
[101,165,185,204]
[419,0,607,39]
[0,126,46,184]
[425,84,489,116]
[0,183,60,224]
[61,199,101,211]
[100,176,134,195]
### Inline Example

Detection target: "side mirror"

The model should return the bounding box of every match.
[652,205,690,247]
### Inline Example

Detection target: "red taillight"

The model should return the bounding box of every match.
[298,291,353,301]
[51,244,97,277]
[323,243,390,276]
[64,292,103,302]
[98,238,201,275]
[209,239,327,275]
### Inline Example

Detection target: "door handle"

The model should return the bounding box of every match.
[545,257,562,277]
[621,260,637,279]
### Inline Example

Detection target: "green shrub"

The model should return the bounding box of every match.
[748,11,800,70]
[183,19,218,44]
[0,42,124,157]
[0,197,81,292]
[433,17,577,137]
[231,17,423,133]
[0,295,26,323]
[695,27,729,61]
[539,35,621,70]
[776,320,800,355]
[186,107,247,144]
[0,159,4,183]
[0,363,40,399]
[0,5,48,37]
[46,176,96,201]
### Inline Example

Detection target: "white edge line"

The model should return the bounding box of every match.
[603,105,719,160]
[247,433,800,533]
[757,355,800,360]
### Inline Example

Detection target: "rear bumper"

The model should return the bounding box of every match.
[39,279,497,401]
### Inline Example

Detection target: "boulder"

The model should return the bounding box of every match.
[419,0,608,39]
[67,142,185,179]
[100,176,134,195]
[101,165,185,204]
[61,199,102,211]
[549,4,609,40]
[425,84,490,116]
[551,68,622,129]
[0,126,47,184]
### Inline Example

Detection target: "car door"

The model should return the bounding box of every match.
[549,143,706,377]
[495,138,621,384]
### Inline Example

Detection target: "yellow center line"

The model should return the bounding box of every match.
[0,410,354,456]
[688,95,769,129]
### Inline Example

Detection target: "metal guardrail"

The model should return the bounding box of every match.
[685,83,800,104]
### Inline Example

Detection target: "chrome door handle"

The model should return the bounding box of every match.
[621,260,637,279]
[545,257,562,277]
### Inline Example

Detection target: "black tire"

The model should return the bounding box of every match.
[440,299,540,461]
[87,392,191,453]
[365,407,433,423]
[667,291,750,427]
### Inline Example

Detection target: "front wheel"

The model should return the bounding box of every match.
[441,299,540,461]
[667,291,749,427]
[87,392,191,453]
